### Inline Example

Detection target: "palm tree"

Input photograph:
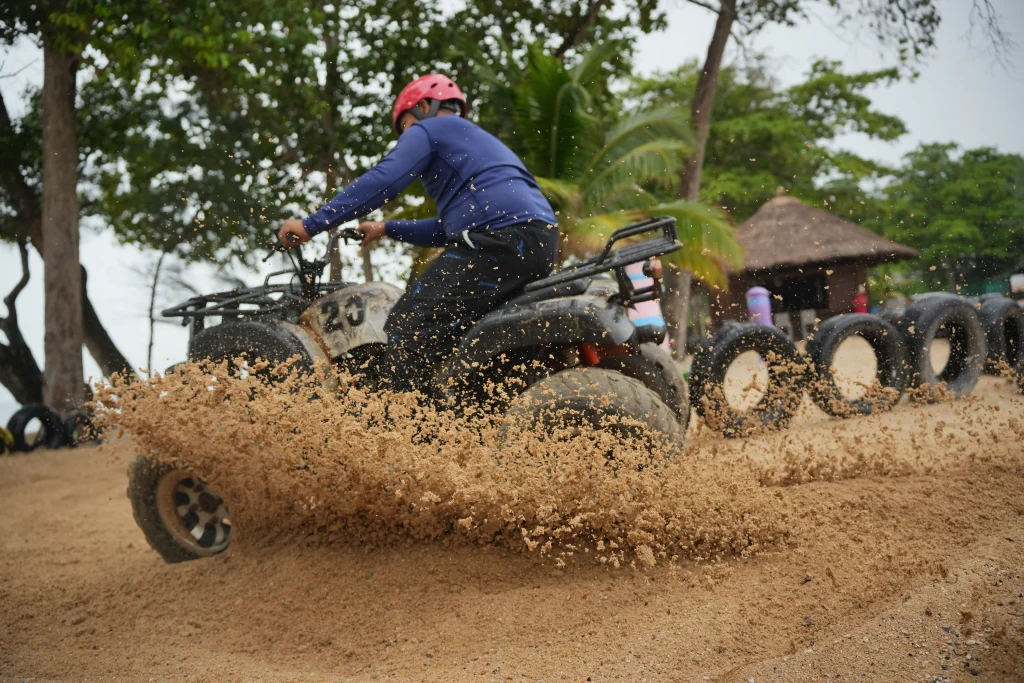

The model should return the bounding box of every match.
[463,42,743,288]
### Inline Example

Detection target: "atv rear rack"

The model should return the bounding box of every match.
[523,216,681,305]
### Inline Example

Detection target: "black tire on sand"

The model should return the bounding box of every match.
[978,296,1024,375]
[805,313,907,417]
[7,404,67,452]
[897,294,986,400]
[688,322,805,437]
[63,410,99,447]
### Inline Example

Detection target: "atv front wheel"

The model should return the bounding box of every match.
[127,456,232,564]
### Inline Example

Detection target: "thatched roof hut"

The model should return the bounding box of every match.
[735,194,918,274]
[705,191,919,341]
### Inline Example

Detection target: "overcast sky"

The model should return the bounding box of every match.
[1,0,1022,422]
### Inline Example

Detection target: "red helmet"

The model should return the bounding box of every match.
[392,74,467,133]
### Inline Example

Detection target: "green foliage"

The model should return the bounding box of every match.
[471,43,742,287]
[627,57,906,223]
[2,0,666,268]
[871,143,1024,290]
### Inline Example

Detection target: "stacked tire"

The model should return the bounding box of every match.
[896,294,986,401]
[978,297,1024,376]
[4,404,100,453]
[805,313,907,416]
[688,322,805,437]
[6,404,67,452]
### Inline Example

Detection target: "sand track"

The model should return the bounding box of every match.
[2,371,1023,681]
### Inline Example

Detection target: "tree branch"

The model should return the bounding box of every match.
[2,239,31,320]
[554,0,611,59]
[683,0,756,34]
[682,0,720,14]
[968,0,1015,70]
[0,239,44,404]
[0,58,40,81]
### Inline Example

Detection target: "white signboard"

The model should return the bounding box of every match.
[1011,273,1024,294]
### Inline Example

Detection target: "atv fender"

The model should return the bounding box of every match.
[434,295,636,383]
[301,282,402,359]
[188,320,337,388]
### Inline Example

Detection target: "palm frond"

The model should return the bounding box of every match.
[535,176,581,205]
[583,139,690,207]
[588,107,694,175]
[569,41,618,89]
[592,185,662,213]
[452,35,513,91]
[561,209,645,257]
[655,200,744,288]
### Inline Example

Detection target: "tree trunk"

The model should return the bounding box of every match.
[146,251,167,375]
[663,267,692,354]
[40,33,84,411]
[322,5,344,282]
[360,243,374,282]
[663,0,736,356]
[2,69,133,386]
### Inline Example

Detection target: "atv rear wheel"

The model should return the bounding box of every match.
[503,367,684,448]
[598,343,690,427]
[127,456,232,564]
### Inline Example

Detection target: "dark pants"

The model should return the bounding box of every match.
[372,221,558,393]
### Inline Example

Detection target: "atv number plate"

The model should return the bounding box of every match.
[303,283,402,359]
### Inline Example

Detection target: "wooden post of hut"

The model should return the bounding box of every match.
[708,189,918,341]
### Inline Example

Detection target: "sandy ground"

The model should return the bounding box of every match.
[2,341,1023,682]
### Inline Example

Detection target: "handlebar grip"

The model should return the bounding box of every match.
[338,227,363,242]
[263,232,300,261]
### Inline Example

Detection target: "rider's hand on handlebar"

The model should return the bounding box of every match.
[278,219,312,248]
[357,221,386,247]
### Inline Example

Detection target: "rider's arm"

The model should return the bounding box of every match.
[301,126,433,236]
[384,217,447,247]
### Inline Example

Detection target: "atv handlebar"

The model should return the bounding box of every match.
[264,226,363,261]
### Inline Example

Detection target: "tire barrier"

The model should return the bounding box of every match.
[897,294,986,400]
[978,296,1024,375]
[805,313,907,417]
[64,410,100,447]
[6,404,67,452]
[689,322,805,438]
[689,293,1021,436]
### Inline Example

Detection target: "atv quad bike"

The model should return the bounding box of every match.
[129,217,690,563]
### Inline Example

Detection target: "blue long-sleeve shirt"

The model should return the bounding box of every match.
[301,116,557,247]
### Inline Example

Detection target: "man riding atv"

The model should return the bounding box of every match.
[278,74,559,394]
[129,75,691,564]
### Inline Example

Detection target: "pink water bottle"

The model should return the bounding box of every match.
[625,261,671,350]
[746,286,772,325]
